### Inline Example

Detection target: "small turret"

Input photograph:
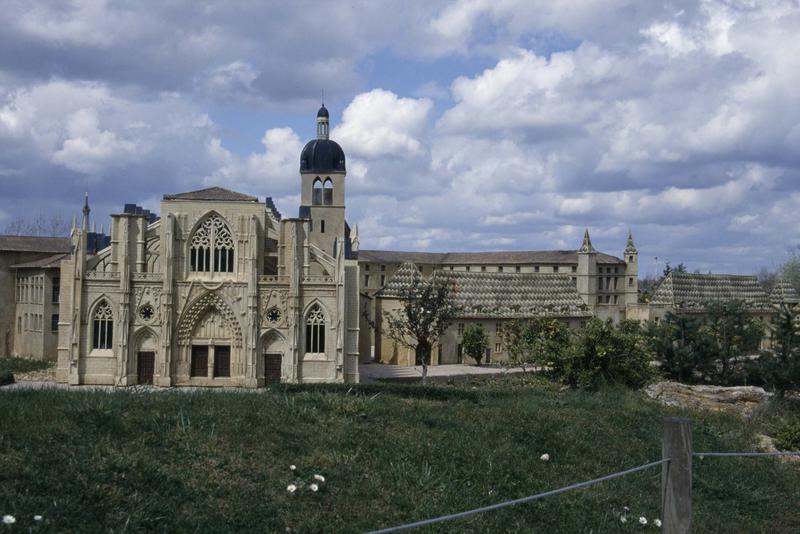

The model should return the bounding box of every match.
[624,229,639,306]
[579,228,596,253]
[625,229,637,255]
[576,229,598,307]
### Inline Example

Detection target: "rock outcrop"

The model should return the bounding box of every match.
[644,381,772,418]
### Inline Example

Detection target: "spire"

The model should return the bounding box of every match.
[578,228,596,253]
[81,191,90,233]
[625,229,637,254]
[351,224,360,252]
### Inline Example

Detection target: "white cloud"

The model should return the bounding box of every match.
[205,127,303,195]
[52,108,137,173]
[333,89,432,159]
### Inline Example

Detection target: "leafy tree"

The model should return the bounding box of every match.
[3,213,70,237]
[650,302,766,385]
[663,262,687,277]
[383,269,461,383]
[557,319,655,390]
[646,313,714,383]
[757,305,800,395]
[498,318,571,372]
[462,324,488,366]
[702,301,765,384]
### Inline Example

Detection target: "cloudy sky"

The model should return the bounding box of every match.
[1,0,799,276]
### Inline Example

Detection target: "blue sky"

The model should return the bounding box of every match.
[1,0,799,278]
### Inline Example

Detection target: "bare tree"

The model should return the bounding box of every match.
[2,213,70,237]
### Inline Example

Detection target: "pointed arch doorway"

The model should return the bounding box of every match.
[261,331,286,384]
[135,330,158,385]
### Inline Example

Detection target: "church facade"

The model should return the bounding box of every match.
[55,107,361,386]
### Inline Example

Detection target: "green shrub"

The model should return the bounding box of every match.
[756,305,800,394]
[461,324,488,365]
[499,317,572,372]
[647,302,765,385]
[774,420,800,451]
[555,319,655,390]
[0,357,53,374]
[0,370,14,386]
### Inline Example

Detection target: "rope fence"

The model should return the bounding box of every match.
[694,451,800,458]
[366,417,800,534]
[366,459,669,534]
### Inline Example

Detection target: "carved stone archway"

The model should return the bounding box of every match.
[177,292,243,348]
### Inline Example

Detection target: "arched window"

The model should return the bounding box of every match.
[305,304,326,354]
[92,300,114,350]
[190,215,235,273]
[323,178,333,205]
[312,178,323,205]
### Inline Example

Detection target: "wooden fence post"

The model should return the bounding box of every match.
[662,417,692,533]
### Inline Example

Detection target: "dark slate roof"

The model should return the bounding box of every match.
[300,139,346,173]
[317,105,329,119]
[770,279,800,305]
[357,249,625,265]
[378,262,590,319]
[11,253,69,269]
[0,235,71,253]
[265,197,282,220]
[163,187,258,202]
[651,272,772,312]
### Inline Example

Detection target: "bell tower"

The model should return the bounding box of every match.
[299,105,347,257]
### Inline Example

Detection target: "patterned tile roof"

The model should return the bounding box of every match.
[377,262,590,319]
[163,186,258,202]
[0,235,71,253]
[769,279,800,305]
[651,272,773,312]
[357,249,625,265]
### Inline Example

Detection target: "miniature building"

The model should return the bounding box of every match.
[54,106,360,386]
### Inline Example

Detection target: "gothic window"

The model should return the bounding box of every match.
[323,178,333,205]
[92,300,114,350]
[190,215,235,273]
[312,178,323,205]
[304,304,326,354]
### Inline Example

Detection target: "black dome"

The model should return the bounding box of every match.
[317,105,329,118]
[300,139,346,173]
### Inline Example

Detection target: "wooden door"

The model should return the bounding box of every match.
[214,345,231,377]
[137,351,155,384]
[191,345,208,377]
[264,353,282,384]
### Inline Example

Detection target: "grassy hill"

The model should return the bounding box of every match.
[1,376,798,533]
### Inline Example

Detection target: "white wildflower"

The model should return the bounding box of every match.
[623,506,630,513]
[539,453,550,461]
[2,515,15,525]
[620,516,627,523]
[639,516,647,525]
[287,484,297,493]
[310,483,319,492]
[33,515,43,521]
[313,474,325,482]
[653,519,662,527]
[289,465,296,471]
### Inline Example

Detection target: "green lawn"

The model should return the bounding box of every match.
[1,377,798,533]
